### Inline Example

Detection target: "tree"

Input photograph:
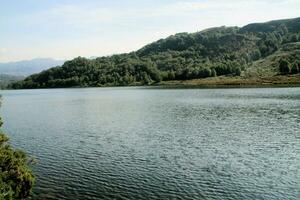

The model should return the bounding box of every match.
[250,50,261,61]
[234,67,242,76]
[0,99,34,199]
[203,68,212,77]
[168,70,176,80]
[290,34,298,42]
[291,62,299,74]
[279,59,290,74]
[211,69,217,77]
[141,72,151,85]
[151,70,162,83]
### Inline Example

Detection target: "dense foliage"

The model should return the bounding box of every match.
[11,17,300,89]
[0,101,34,199]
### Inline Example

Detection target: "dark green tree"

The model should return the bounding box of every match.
[234,67,242,76]
[279,59,290,74]
[211,69,217,77]
[290,62,299,74]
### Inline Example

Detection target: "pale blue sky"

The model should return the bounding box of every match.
[1,0,299,62]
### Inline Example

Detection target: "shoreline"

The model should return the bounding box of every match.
[158,74,300,85]
[3,75,300,90]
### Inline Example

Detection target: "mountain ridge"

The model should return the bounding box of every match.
[0,58,65,76]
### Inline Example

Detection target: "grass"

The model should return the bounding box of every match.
[158,74,300,87]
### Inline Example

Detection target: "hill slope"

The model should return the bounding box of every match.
[11,17,300,89]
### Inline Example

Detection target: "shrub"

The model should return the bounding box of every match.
[290,62,299,74]
[279,59,290,74]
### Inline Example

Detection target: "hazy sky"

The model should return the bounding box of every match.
[1,0,299,62]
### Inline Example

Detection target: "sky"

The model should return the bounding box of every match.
[0,0,299,62]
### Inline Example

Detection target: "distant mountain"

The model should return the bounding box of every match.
[0,74,24,89]
[10,17,300,89]
[0,58,65,76]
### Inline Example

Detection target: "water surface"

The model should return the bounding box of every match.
[1,87,299,200]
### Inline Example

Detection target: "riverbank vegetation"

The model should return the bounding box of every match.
[10,17,300,89]
[0,101,34,199]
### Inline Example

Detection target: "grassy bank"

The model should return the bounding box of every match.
[158,74,300,87]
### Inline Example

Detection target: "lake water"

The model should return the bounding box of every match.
[1,87,299,200]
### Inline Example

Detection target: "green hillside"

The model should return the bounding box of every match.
[10,17,300,89]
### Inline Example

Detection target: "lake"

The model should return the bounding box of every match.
[1,87,299,200]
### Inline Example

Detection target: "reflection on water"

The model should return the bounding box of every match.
[1,87,299,200]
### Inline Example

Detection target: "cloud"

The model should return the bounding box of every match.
[19,5,121,28]
[19,0,300,29]
[143,0,298,17]
[0,48,7,54]
[0,48,8,60]
[1,0,300,62]
[43,5,120,25]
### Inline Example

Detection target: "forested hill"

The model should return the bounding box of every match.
[11,17,300,89]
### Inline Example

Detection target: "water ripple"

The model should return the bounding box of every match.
[0,87,299,200]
